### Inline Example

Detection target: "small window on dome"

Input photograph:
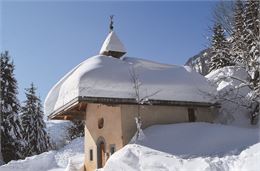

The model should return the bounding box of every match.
[98,118,104,129]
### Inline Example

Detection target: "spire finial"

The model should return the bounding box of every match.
[109,15,114,32]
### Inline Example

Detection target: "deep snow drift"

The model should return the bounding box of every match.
[1,122,259,171]
[0,137,84,171]
[45,55,215,115]
[136,122,259,157]
[101,123,260,171]
[102,143,260,171]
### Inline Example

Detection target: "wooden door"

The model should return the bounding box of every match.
[100,142,105,167]
[188,108,196,122]
[98,142,105,168]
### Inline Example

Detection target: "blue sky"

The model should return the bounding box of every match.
[1,1,218,102]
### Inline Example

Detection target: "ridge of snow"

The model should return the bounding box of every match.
[0,137,84,171]
[102,143,260,171]
[135,122,259,157]
[44,55,216,116]
[0,151,57,171]
[101,123,260,171]
[99,31,126,54]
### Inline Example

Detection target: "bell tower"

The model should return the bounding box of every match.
[99,16,126,58]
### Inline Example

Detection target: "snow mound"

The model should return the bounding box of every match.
[0,151,57,171]
[55,137,84,168]
[45,55,215,115]
[102,143,260,171]
[102,123,260,171]
[0,137,84,171]
[136,122,259,157]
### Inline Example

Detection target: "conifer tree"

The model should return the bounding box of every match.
[242,0,259,124]
[231,0,245,64]
[0,51,24,162]
[21,83,51,156]
[243,0,259,70]
[216,0,259,124]
[209,24,233,72]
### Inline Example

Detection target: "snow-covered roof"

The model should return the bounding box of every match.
[99,31,126,55]
[44,55,216,116]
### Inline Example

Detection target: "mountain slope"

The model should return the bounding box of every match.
[185,48,212,76]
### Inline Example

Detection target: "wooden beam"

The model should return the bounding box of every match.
[63,110,85,116]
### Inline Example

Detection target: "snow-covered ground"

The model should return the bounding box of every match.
[0,137,84,171]
[101,123,260,171]
[136,123,259,157]
[102,142,260,171]
[1,122,259,171]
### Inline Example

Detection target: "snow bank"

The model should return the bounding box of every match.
[136,122,259,157]
[0,137,84,171]
[45,55,215,115]
[0,151,57,171]
[102,143,260,171]
[102,123,260,171]
[55,137,84,168]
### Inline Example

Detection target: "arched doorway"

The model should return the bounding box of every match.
[97,137,106,168]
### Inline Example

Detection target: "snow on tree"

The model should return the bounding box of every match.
[242,0,259,124]
[0,51,24,162]
[228,0,259,124]
[129,67,144,142]
[231,0,246,64]
[21,83,51,156]
[209,23,233,72]
[209,0,259,125]
[129,66,159,142]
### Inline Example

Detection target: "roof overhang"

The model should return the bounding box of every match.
[48,96,219,120]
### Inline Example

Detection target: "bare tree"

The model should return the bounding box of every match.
[129,66,160,142]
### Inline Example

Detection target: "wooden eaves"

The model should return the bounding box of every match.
[48,96,220,120]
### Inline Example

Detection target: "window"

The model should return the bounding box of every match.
[98,118,104,129]
[89,149,93,161]
[110,144,116,155]
[188,108,196,122]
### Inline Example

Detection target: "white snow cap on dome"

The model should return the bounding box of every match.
[99,31,126,55]
[44,55,216,116]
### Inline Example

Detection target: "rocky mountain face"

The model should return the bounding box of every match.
[185,48,213,76]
